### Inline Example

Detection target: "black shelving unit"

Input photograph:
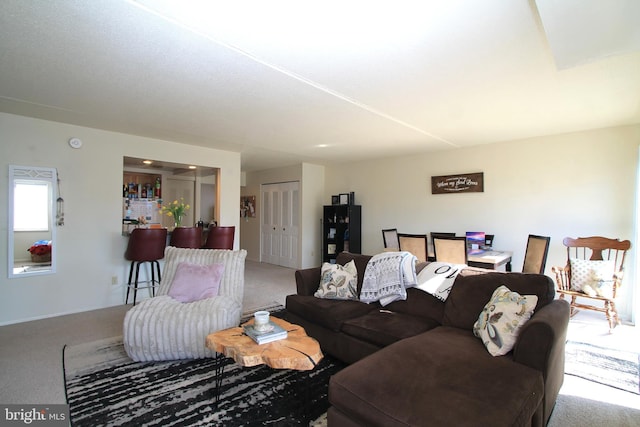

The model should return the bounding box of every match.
[322,205,361,263]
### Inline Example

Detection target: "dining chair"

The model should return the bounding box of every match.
[433,235,468,264]
[398,233,428,262]
[429,232,455,249]
[382,228,400,251]
[522,234,550,274]
[203,225,235,249]
[552,236,631,331]
[169,226,203,249]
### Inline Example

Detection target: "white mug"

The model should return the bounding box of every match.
[254,311,270,331]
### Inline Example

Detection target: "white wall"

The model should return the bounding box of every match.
[0,112,241,325]
[324,125,639,322]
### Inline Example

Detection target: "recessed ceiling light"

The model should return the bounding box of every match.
[188,165,197,169]
[316,144,329,148]
[143,160,153,165]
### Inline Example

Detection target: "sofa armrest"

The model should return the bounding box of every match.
[512,299,570,425]
[295,267,322,296]
[513,299,569,371]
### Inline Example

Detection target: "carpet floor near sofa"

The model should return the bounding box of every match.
[63,307,344,426]
[564,340,640,394]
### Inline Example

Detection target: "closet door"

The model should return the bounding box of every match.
[261,181,299,268]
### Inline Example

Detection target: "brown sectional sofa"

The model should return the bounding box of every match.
[285,252,571,427]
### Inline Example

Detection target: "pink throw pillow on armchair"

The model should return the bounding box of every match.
[168,262,225,303]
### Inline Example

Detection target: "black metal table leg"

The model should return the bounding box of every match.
[213,352,226,405]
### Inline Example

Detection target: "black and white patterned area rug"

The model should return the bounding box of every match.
[565,340,640,394]
[63,308,344,426]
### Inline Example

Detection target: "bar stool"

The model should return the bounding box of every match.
[203,225,235,249]
[169,226,202,248]
[125,228,167,305]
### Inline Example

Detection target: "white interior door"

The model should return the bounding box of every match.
[261,181,299,268]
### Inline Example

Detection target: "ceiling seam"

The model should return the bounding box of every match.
[127,0,458,148]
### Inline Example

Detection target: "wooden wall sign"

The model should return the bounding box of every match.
[431,172,484,194]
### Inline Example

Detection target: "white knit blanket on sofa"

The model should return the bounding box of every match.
[360,251,417,306]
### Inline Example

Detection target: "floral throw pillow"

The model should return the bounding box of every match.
[473,285,538,356]
[314,260,358,300]
[569,258,615,298]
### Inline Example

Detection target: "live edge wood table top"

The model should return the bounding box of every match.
[205,317,323,371]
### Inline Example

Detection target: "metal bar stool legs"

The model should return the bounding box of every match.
[125,260,162,306]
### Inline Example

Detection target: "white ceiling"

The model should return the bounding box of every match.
[1,0,639,172]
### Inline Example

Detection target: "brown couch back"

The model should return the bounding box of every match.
[336,252,372,295]
[442,272,555,330]
[335,252,446,323]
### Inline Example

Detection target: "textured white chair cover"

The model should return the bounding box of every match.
[123,247,247,361]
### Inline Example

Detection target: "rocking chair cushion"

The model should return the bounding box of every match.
[569,258,614,296]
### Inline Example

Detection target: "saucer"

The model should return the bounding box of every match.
[255,323,274,333]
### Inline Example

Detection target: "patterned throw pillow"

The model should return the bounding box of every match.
[569,258,615,297]
[315,260,358,300]
[473,285,538,356]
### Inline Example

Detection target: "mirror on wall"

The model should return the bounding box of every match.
[8,165,57,278]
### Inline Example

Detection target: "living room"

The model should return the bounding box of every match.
[1,1,639,424]
[0,0,639,335]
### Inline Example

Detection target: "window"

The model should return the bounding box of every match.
[13,180,50,231]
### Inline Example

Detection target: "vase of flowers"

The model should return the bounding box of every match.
[160,198,190,228]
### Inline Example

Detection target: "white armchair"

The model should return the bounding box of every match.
[123,247,247,361]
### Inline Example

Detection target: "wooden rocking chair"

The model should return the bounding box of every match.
[551,236,631,331]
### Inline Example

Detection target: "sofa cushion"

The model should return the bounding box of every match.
[341,310,439,347]
[383,288,445,324]
[329,327,544,427]
[443,272,554,330]
[473,285,538,356]
[315,260,359,300]
[286,294,377,332]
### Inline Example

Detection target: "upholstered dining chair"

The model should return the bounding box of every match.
[169,226,203,249]
[522,234,551,274]
[433,235,468,265]
[552,236,631,331]
[398,233,429,262]
[429,232,455,255]
[203,225,235,249]
[382,228,400,251]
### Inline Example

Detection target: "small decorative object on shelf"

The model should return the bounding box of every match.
[160,198,190,227]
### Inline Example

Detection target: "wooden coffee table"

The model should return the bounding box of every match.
[205,316,323,413]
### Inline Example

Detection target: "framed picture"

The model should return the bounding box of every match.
[339,193,349,205]
[240,195,256,218]
[331,195,340,205]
